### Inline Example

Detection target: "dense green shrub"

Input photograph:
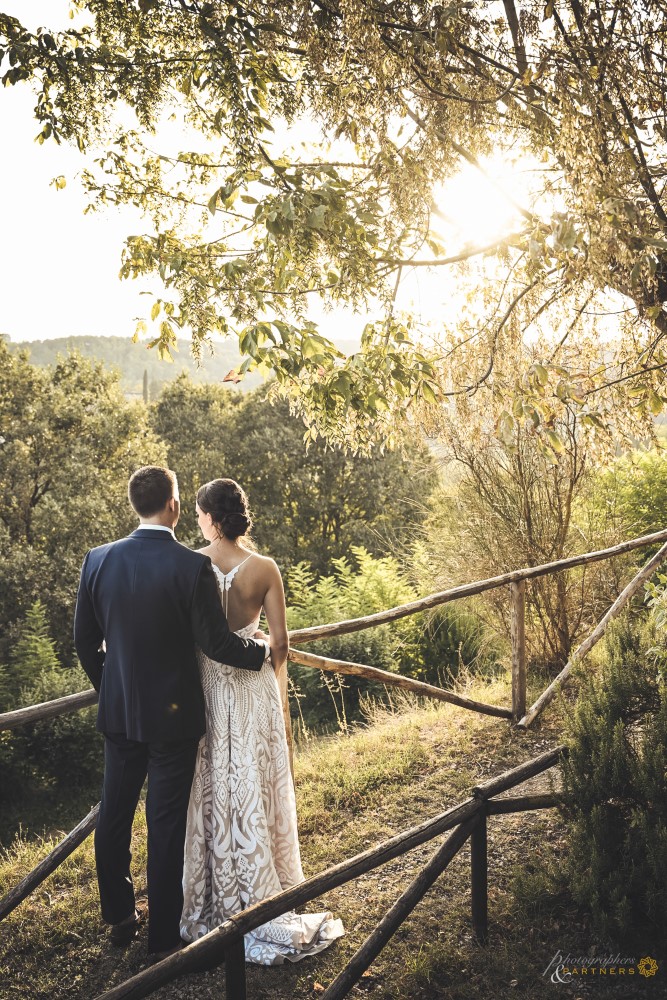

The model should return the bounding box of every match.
[0,342,166,664]
[582,449,667,573]
[559,616,667,943]
[0,603,102,820]
[0,601,60,710]
[286,548,501,731]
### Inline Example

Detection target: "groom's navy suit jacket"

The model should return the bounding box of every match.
[74,527,265,742]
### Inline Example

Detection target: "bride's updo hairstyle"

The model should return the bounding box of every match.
[197,478,253,541]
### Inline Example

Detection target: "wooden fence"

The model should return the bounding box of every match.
[1,527,666,997]
[3,526,666,739]
[1,745,564,1000]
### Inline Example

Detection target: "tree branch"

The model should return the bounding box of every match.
[378,230,529,269]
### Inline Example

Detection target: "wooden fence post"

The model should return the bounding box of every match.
[470,808,488,944]
[225,937,246,1000]
[510,581,526,723]
[276,660,294,777]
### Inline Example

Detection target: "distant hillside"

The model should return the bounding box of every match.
[4,334,264,398]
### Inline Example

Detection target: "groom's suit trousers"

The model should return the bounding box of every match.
[95,732,199,953]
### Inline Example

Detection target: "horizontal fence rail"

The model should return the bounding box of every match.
[288,528,667,644]
[487,792,559,815]
[288,648,513,718]
[2,527,665,735]
[0,688,98,733]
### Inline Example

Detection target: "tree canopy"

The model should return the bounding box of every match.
[0,344,436,661]
[2,1,667,448]
[0,340,166,661]
[150,374,437,571]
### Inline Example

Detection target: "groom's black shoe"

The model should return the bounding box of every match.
[145,941,184,966]
[110,908,141,946]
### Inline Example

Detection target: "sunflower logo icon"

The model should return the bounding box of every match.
[638,956,658,978]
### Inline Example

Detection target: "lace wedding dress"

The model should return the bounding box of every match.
[180,558,344,965]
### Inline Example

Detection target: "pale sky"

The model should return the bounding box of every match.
[0,0,167,341]
[0,1,528,348]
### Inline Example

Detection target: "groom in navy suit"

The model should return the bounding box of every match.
[74,466,268,958]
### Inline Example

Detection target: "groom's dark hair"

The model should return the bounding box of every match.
[128,466,177,517]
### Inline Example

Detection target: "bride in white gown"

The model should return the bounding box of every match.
[180,478,344,965]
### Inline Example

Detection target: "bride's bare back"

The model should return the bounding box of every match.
[199,543,289,668]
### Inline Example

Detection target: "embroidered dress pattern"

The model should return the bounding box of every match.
[181,561,344,964]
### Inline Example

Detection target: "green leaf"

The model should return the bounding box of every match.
[538,440,558,465]
[643,237,667,251]
[421,381,438,405]
[207,189,219,215]
[157,344,174,363]
[648,390,664,416]
[496,410,516,446]
[133,320,147,343]
[302,337,322,360]
[533,363,549,386]
[222,186,239,208]
[150,301,160,321]
[524,403,541,429]
[306,205,327,230]
[544,429,565,453]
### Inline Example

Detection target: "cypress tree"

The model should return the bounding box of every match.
[5,601,60,708]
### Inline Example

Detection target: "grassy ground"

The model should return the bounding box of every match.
[1,672,665,1000]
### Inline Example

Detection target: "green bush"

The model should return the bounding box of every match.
[559,616,667,943]
[0,603,102,823]
[15,666,102,795]
[286,548,501,731]
[0,600,60,711]
[587,448,667,549]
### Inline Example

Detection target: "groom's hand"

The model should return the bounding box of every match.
[253,629,273,666]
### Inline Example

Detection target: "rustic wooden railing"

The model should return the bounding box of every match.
[3,527,666,738]
[0,745,564,1000]
[97,746,566,999]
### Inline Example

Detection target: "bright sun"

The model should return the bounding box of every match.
[431,152,529,247]
[393,153,541,325]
